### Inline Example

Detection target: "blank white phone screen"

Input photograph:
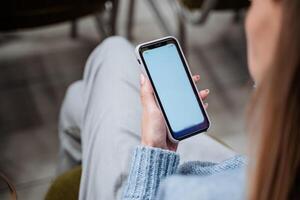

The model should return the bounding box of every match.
[142,43,204,137]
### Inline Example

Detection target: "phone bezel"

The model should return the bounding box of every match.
[137,36,210,141]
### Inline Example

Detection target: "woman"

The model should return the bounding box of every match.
[58,0,300,199]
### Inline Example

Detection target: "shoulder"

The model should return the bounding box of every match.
[156,156,247,200]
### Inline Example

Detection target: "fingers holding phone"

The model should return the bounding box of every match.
[192,75,209,109]
[137,36,210,146]
[140,74,171,150]
[140,73,209,152]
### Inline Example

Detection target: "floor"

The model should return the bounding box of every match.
[0,0,251,199]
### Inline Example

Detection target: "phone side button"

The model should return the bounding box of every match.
[137,59,141,64]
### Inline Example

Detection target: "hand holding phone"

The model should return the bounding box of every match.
[137,36,210,147]
[140,73,209,151]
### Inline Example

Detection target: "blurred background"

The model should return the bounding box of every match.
[0,0,251,199]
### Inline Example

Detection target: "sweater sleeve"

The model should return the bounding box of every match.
[122,146,180,200]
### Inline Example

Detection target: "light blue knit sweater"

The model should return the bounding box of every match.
[122,146,246,200]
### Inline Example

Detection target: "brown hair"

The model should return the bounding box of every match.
[248,0,300,199]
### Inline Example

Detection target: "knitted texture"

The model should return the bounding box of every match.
[177,155,246,176]
[122,146,246,200]
[122,146,180,200]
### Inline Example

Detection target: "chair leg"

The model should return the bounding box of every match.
[70,19,78,39]
[94,14,109,39]
[93,0,119,40]
[178,13,187,54]
[110,0,119,35]
[126,0,136,40]
[147,0,172,35]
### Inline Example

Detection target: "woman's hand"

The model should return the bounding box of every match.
[140,74,209,152]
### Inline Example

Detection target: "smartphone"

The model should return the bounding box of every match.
[136,36,210,142]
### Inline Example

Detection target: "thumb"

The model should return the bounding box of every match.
[140,74,158,110]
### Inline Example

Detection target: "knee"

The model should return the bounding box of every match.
[83,36,137,82]
[91,36,131,56]
[101,36,131,49]
[88,36,130,60]
[86,36,132,68]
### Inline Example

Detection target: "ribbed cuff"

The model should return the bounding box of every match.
[122,146,180,200]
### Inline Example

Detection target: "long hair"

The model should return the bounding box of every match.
[248,0,300,199]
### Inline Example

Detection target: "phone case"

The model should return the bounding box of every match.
[135,36,211,143]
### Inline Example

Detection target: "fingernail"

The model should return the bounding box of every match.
[140,74,145,85]
[196,75,200,80]
[204,103,208,107]
[205,89,210,94]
